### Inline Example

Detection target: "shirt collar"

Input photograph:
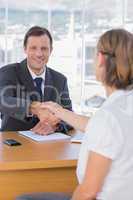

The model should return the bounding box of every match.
[27,64,46,81]
[102,89,125,108]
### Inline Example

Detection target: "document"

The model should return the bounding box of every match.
[19,131,71,142]
[71,131,84,143]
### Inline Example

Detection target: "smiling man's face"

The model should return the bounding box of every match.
[24,34,52,74]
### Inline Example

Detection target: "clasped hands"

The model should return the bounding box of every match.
[30,101,62,135]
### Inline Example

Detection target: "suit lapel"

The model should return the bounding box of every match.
[16,59,38,101]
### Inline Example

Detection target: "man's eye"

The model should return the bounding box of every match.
[42,47,49,51]
[31,47,36,50]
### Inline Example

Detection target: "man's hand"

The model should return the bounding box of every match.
[30,101,60,135]
[30,101,60,124]
[31,120,57,135]
[37,107,60,124]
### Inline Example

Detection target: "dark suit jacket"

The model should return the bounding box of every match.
[0,59,72,132]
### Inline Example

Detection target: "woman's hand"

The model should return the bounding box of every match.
[40,101,63,118]
[40,101,89,132]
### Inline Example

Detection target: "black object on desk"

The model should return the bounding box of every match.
[3,139,22,146]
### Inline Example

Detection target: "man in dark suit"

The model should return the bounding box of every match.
[0,26,72,134]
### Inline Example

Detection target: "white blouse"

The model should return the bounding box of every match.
[77,90,133,200]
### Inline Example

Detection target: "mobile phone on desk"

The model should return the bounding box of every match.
[3,139,22,146]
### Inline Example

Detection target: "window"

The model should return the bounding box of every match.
[0,0,132,112]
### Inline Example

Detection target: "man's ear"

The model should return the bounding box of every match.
[50,46,53,54]
[24,46,27,54]
[98,52,105,66]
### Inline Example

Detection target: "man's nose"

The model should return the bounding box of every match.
[35,49,43,57]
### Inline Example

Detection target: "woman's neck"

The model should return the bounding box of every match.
[105,85,117,97]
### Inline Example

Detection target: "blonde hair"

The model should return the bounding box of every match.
[97,29,133,89]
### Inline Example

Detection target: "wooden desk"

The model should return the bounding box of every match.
[0,132,80,200]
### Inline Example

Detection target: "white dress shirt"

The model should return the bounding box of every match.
[77,89,133,200]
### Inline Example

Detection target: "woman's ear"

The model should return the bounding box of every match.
[96,52,106,82]
[98,52,105,66]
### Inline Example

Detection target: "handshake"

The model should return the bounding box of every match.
[29,101,63,135]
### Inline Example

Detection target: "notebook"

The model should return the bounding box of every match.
[19,131,71,142]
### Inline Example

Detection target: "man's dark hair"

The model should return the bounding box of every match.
[23,26,53,48]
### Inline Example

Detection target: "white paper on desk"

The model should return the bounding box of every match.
[19,131,71,142]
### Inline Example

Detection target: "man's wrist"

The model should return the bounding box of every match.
[29,101,41,115]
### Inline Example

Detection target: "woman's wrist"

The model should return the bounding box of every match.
[55,106,65,118]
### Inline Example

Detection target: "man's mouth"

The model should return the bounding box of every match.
[34,59,45,63]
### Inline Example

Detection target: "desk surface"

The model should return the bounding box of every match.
[0,131,80,170]
[0,132,80,199]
